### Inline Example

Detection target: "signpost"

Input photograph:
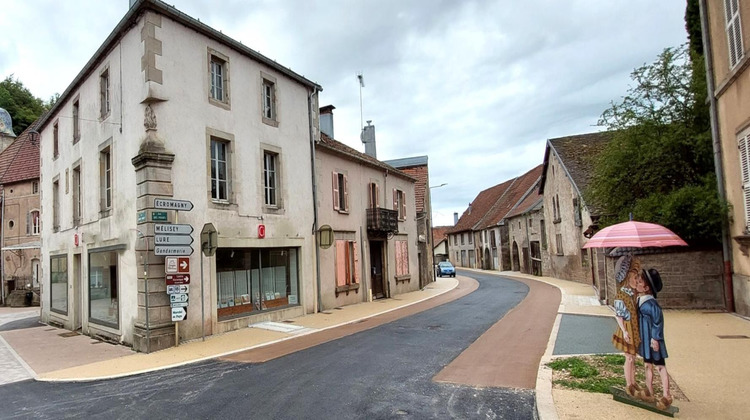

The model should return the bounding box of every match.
[154,198,194,211]
[155,224,194,235]
[165,257,190,274]
[166,274,190,285]
[155,245,193,256]
[199,223,218,342]
[155,235,194,245]
[167,284,189,294]
[171,307,187,322]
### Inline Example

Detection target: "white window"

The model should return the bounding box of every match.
[32,181,39,194]
[211,138,229,201]
[73,166,82,225]
[53,121,59,159]
[393,189,406,220]
[262,79,276,121]
[263,151,278,206]
[738,129,750,229]
[725,0,745,69]
[28,210,40,235]
[210,58,225,101]
[332,172,348,212]
[73,99,80,143]
[100,148,112,211]
[53,180,60,232]
[368,182,379,209]
[100,68,110,118]
[208,50,230,106]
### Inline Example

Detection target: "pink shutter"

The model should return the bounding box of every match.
[376,184,380,208]
[332,172,340,210]
[344,175,349,211]
[353,242,360,283]
[393,188,397,210]
[335,240,347,286]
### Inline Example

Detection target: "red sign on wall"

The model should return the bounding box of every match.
[166,274,191,285]
[258,224,266,239]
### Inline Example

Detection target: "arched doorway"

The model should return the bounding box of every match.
[512,241,520,271]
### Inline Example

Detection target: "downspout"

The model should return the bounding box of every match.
[699,0,735,312]
[308,86,322,313]
[1,188,4,306]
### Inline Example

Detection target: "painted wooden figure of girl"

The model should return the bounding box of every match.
[611,255,642,397]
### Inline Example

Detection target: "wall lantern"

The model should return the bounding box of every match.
[318,225,334,249]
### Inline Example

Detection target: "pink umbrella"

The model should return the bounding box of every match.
[582,220,688,249]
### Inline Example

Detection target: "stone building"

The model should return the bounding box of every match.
[505,179,549,276]
[0,112,41,306]
[38,0,321,351]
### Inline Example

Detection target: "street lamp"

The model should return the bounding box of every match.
[429,183,447,282]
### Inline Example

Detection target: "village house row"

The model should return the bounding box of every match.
[0,0,437,352]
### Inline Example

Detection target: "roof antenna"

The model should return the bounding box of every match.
[357,72,365,135]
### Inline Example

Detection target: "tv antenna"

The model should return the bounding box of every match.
[357,72,365,134]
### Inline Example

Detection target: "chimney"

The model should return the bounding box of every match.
[320,105,335,138]
[361,120,376,158]
[453,212,459,226]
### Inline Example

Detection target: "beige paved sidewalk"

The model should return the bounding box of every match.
[498,270,750,420]
[36,277,459,382]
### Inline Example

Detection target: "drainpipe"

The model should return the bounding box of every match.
[699,0,734,312]
[308,86,322,313]
[1,188,4,306]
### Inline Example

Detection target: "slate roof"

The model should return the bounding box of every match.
[0,120,41,185]
[384,157,429,213]
[538,131,612,216]
[316,134,416,182]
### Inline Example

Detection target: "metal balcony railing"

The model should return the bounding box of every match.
[366,208,399,234]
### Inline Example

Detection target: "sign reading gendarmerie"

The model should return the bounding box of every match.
[154,245,193,256]
[154,198,194,211]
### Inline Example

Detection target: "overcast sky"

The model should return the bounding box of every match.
[0,0,689,226]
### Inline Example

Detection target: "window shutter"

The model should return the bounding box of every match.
[725,0,745,68]
[401,193,406,220]
[393,188,397,210]
[740,134,750,228]
[353,242,360,284]
[335,240,347,286]
[332,172,339,210]
[26,212,30,235]
[368,183,373,208]
[376,184,380,208]
[343,175,349,211]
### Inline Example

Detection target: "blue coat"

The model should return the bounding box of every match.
[638,296,668,361]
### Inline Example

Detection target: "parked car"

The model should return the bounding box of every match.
[437,261,455,277]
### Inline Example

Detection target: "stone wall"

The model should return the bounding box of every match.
[600,249,725,310]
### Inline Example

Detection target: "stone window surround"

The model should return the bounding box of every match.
[72,94,81,144]
[99,64,111,120]
[261,71,278,127]
[205,127,237,210]
[52,175,60,232]
[72,158,82,226]
[98,138,113,218]
[208,48,231,110]
[261,142,283,214]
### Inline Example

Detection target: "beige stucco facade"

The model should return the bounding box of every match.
[315,144,418,310]
[39,4,319,349]
[507,207,550,276]
[2,180,41,293]
[703,0,750,316]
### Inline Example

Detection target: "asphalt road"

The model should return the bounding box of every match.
[1,270,539,419]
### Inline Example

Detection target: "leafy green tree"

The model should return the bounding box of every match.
[589,45,724,245]
[0,75,48,134]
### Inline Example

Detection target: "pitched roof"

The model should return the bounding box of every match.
[477,164,543,229]
[384,156,429,213]
[316,133,416,183]
[383,156,428,168]
[538,131,612,215]
[39,0,322,131]
[0,120,41,185]
[432,226,451,244]
[447,178,515,234]
[506,182,543,219]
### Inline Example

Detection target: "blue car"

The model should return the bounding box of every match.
[437,261,455,277]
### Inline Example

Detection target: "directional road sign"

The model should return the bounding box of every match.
[172,307,187,321]
[155,235,194,245]
[166,274,191,285]
[170,293,189,303]
[155,245,193,256]
[167,284,189,294]
[201,223,218,257]
[154,198,194,211]
[170,302,188,308]
[155,224,194,235]
[165,257,190,274]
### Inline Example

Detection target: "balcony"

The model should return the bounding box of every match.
[367,208,398,235]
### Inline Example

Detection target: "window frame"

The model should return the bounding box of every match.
[50,254,68,315]
[738,128,750,230]
[99,66,110,119]
[87,249,120,329]
[261,72,278,127]
[210,138,230,202]
[52,177,60,232]
[29,210,41,235]
[53,121,59,159]
[72,97,80,143]
[725,0,745,69]
[555,233,564,256]
[263,149,280,208]
[332,171,349,213]
[393,189,406,221]
[72,163,82,226]
[395,239,410,279]
[368,182,380,209]
[335,239,360,287]
[99,142,113,215]
[208,48,230,109]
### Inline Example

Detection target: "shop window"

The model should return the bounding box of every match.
[216,247,299,319]
[50,255,68,314]
[89,250,119,328]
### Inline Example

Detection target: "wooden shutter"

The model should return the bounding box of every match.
[353,242,360,284]
[26,212,30,235]
[343,175,349,211]
[335,240,347,286]
[739,134,750,228]
[400,192,406,220]
[393,188,398,210]
[376,184,380,208]
[396,240,409,276]
[332,172,340,210]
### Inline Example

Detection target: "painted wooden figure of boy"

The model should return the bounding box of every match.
[611,255,642,397]
[636,268,673,410]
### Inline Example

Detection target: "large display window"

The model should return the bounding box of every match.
[89,250,119,328]
[216,247,299,319]
[50,255,68,314]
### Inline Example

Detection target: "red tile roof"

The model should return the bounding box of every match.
[448,164,543,234]
[316,133,416,182]
[0,121,41,185]
[432,225,451,244]
[506,181,543,219]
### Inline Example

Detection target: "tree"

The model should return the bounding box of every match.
[588,44,724,245]
[0,75,48,135]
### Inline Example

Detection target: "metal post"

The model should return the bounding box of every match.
[144,235,150,353]
[201,248,205,341]
[1,189,4,306]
